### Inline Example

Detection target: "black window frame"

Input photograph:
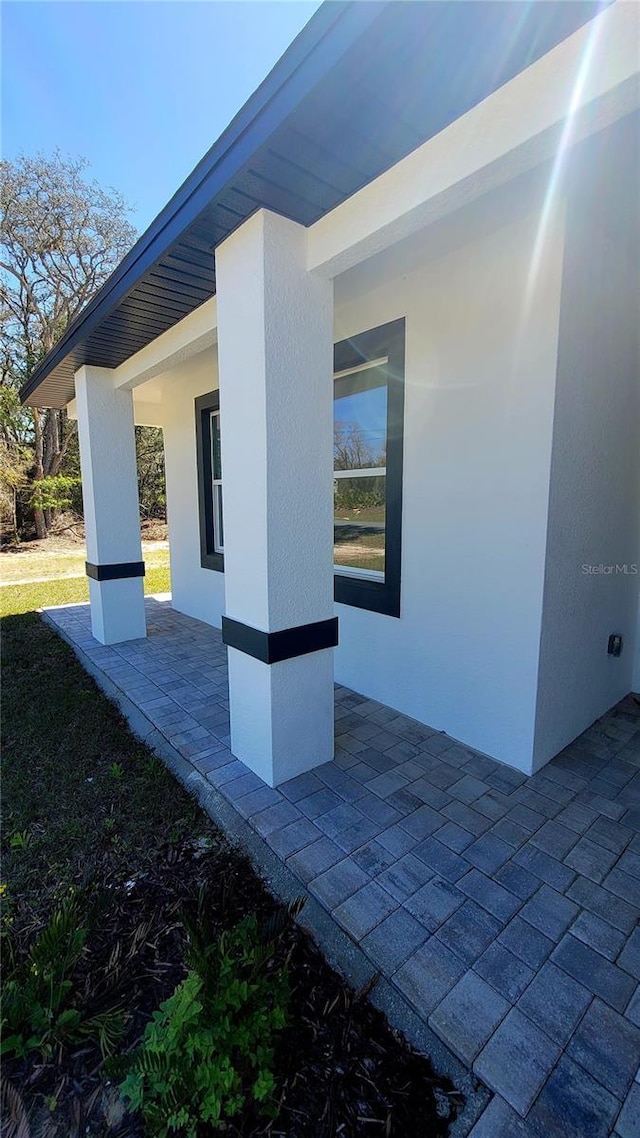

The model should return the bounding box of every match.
[195,390,224,573]
[333,317,405,618]
[194,318,405,609]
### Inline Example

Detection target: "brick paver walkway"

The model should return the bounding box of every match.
[46,597,640,1137]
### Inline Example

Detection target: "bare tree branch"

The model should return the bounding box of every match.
[0,151,137,537]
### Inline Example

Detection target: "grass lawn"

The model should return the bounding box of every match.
[0,562,170,618]
[2,613,202,904]
[334,528,385,573]
[0,542,170,584]
[1,613,460,1136]
[0,555,169,619]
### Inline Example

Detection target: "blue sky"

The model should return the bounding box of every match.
[335,386,387,466]
[2,1,321,235]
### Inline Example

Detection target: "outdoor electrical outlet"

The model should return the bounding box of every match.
[608,634,623,657]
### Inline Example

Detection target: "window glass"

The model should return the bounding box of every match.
[210,410,223,554]
[334,474,386,575]
[196,319,404,606]
[333,319,404,617]
[195,391,223,573]
[211,410,222,481]
[334,363,387,579]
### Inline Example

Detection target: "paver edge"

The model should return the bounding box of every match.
[42,606,491,1136]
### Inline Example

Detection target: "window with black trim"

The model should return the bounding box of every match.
[333,318,405,617]
[194,319,405,609]
[195,390,224,572]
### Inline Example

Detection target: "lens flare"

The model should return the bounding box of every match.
[524,14,605,315]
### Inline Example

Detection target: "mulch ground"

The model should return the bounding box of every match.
[1,614,462,1137]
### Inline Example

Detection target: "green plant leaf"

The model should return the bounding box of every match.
[115,903,294,1133]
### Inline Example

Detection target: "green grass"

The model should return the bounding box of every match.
[0,566,170,618]
[334,550,385,572]
[334,530,385,573]
[0,550,92,583]
[1,614,461,1138]
[334,505,385,524]
[0,545,170,584]
[1,612,203,908]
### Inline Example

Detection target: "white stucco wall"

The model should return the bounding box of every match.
[130,117,637,776]
[533,115,640,768]
[633,598,640,694]
[159,352,226,629]
[331,177,566,772]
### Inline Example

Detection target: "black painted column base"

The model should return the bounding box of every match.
[85,561,146,582]
[222,615,338,664]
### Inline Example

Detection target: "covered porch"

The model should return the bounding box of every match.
[46,3,639,789]
[45,596,640,1138]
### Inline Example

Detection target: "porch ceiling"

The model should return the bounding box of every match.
[22,0,605,410]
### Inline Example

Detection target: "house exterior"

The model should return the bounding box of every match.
[22,0,640,787]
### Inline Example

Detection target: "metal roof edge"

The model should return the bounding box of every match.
[21,0,389,405]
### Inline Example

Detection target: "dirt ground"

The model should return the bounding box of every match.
[2,613,461,1138]
[0,520,169,585]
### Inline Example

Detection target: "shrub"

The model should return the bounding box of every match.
[28,474,81,513]
[116,893,302,1136]
[1,892,124,1060]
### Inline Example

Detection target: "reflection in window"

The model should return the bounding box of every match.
[210,409,223,553]
[334,362,388,578]
[195,390,223,572]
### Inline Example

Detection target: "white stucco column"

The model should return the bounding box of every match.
[74,365,146,645]
[216,209,335,787]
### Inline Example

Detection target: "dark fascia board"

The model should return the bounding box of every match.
[20,0,389,406]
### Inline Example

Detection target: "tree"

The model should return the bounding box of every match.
[0,437,30,543]
[135,426,166,520]
[334,420,385,471]
[0,152,137,538]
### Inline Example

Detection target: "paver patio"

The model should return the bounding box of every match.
[45,597,640,1137]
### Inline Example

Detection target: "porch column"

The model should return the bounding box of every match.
[216,209,335,787]
[74,365,146,645]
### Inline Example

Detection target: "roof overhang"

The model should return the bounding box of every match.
[21,0,612,409]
